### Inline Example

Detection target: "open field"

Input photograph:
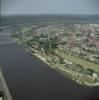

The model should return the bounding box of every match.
[56,50,99,73]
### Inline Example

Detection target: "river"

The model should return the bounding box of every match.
[0,29,99,100]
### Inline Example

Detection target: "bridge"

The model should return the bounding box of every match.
[0,68,12,100]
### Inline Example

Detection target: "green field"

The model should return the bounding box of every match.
[56,50,99,73]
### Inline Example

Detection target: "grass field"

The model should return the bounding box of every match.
[56,50,99,73]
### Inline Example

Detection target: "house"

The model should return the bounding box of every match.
[93,73,97,78]
[64,60,73,67]
[95,39,99,46]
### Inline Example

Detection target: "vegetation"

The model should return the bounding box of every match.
[10,24,99,86]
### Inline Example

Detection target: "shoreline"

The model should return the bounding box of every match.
[29,50,99,87]
[11,37,99,87]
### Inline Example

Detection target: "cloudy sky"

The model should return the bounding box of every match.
[1,0,99,15]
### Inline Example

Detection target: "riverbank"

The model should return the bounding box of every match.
[10,36,99,86]
[33,53,99,86]
[9,35,99,86]
[23,47,99,86]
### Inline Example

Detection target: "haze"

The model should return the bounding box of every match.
[1,0,99,15]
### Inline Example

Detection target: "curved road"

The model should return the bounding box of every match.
[0,29,99,100]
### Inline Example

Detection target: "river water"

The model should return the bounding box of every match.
[0,29,99,100]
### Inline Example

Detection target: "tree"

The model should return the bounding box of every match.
[59,56,64,64]
[76,64,84,73]
[86,68,94,76]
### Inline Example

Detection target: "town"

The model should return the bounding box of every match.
[10,23,99,86]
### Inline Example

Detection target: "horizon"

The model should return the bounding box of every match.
[1,13,99,17]
[1,0,99,15]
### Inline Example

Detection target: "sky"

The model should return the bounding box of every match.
[1,0,99,15]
